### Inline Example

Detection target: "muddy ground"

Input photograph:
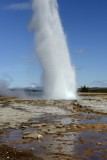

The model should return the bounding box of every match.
[0,93,107,160]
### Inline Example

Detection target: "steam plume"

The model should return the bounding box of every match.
[0,78,26,98]
[31,0,77,99]
[0,79,10,96]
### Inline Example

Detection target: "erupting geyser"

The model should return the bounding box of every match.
[31,0,77,99]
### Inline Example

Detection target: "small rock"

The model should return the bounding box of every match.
[31,123,47,128]
[9,122,17,129]
[98,130,102,132]
[23,132,30,135]
[23,132,43,140]
[21,126,28,129]
[55,125,63,128]
[96,142,102,146]
[37,134,43,139]
[30,147,35,151]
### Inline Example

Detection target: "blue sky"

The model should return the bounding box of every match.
[0,0,107,88]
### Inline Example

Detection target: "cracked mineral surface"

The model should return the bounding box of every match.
[0,94,107,159]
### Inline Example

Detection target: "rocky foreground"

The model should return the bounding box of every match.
[0,95,107,159]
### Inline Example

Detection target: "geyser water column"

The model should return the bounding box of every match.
[31,0,77,99]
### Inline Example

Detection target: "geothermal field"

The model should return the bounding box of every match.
[0,94,107,160]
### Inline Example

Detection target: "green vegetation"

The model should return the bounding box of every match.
[78,85,89,92]
[78,86,107,93]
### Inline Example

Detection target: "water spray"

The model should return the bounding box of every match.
[31,0,77,99]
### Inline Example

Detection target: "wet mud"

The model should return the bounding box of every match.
[0,95,107,159]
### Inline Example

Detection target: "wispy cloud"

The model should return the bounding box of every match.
[4,2,31,11]
[90,80,107,87]
[75,48,85,54]
[76,65,86,71]
[20,54,36,63]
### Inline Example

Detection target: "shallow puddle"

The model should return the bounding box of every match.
[1,111,107,159]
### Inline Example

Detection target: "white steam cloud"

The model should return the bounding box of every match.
[0,79,10,96]
[0,79,26,98]
[31,0,77,99]
[4,2,31,11]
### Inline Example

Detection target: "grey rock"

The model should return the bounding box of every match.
[23,132,43,139]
